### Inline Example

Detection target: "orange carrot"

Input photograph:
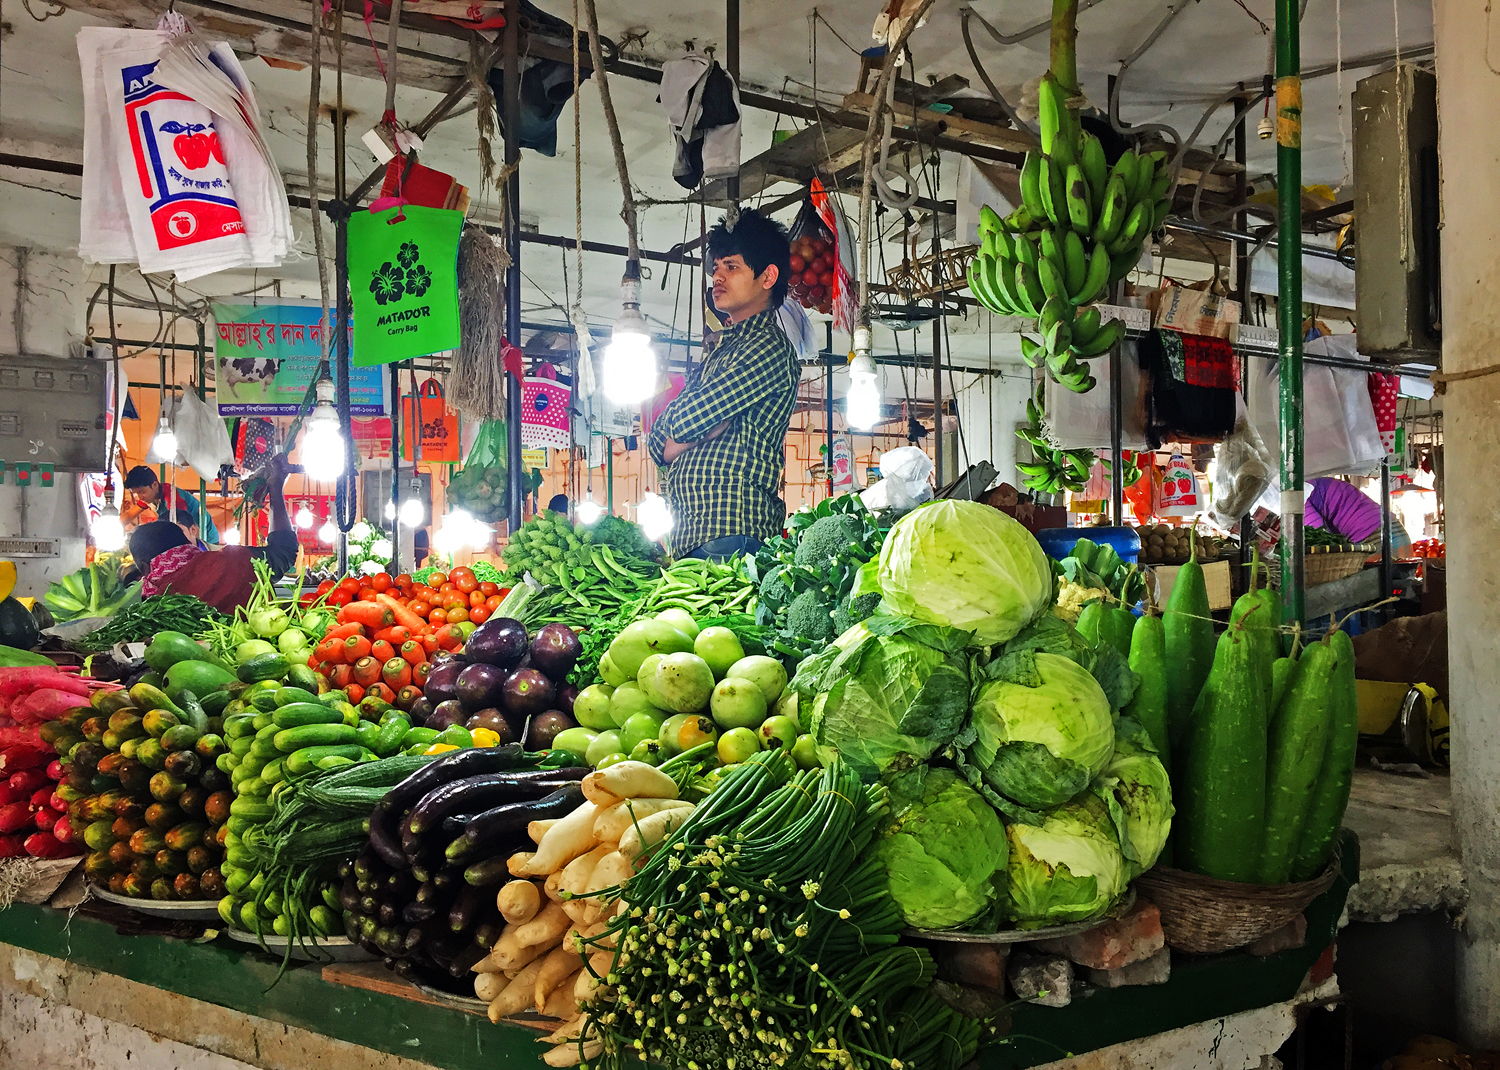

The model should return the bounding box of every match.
[375,593,428,634]
[339,601,394,630]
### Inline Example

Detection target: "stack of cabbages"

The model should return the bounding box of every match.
[785,500,1172,930]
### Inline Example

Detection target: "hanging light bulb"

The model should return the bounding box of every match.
[399,496,425,527]
[300,379,347,482]
[434,510,474,556]
[384,500,397,521]
[602,276,657,404]
[637,491,673,542]
[295,506,315,529]
[845,334,881,431]
[222,526,242,546]
[317,520,337,544]
[148,413,178,464]
[575,495,604,525]
[93,503,126,552]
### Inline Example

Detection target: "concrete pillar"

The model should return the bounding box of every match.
[1433,0,1500,1046]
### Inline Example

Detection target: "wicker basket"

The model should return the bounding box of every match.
[1304,549,1371,587]
[1134,863,1337,955]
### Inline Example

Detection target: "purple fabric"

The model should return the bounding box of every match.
[1305,478,1381,542]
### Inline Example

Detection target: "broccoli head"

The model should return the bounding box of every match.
[786,588,836,643]
[793,515,859,570]
[832,591,882,635]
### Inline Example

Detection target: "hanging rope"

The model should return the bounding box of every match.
[581,0,640,268]
[306,0,332,374]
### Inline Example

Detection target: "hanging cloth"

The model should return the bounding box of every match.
[1137,329,1237,448]
[658,53,741,189]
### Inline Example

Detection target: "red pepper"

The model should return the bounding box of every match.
[33,809,58,833]
[351,656,382,688]
[28,787,51,809]
[0,746,48,775]
[395,685,423,711]
[0,801,33,834]
[343,683,367,705]
[381,658,412,692]
[23,831,74,858]
[400,640,427,668]
[8,769,48,795]
[371,640,396,664]
[343,635,373,663]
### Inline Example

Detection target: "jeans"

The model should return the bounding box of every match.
[683,535,763,562]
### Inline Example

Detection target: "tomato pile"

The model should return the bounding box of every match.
[303,568,511,708]
[788,233,837,314]
[1411,538,1445,560]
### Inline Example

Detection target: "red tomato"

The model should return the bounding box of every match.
[407,601,431,620]
[478,581,499,596]
[394,573,413,589]
[413,585,438,603]
[316,579,336,595]
[469,606,491,625]
[429,608,448,626]
[437,582,457,595]
[338,577,361,595]
[442,594,469,611]
[455,574,478,594]
[427,571,448,586]
[485,594,504,611]
[445,606,468,624]
[469,590,487,608]
[371,573,393,593]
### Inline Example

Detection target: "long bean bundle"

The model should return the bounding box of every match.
[571,752,987,1070]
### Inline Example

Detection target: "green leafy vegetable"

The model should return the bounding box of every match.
[874,765,1008,930]
[73,594,228,653]
[1003,791,1127,926]
[1092,719,1174,878]
[875,501,1053,647]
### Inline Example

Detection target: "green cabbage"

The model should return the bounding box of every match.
[1093,721,1174,879]
[1004,792,1126,926]
[788,621,969,782]
[873,766,1007,930]
[962,652,1115,811]
[875,501,1053,646]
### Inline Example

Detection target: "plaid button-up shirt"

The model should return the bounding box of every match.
[647,308,800,554]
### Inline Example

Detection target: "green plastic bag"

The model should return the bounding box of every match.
[465,419,508,468]
[347,206,462,366]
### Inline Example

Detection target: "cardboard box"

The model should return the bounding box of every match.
[1149,560,1232,611]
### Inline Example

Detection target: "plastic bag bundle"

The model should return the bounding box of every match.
[1210,415,1276,528]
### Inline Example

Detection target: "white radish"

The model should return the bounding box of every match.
[584,762,678,803]
[514,901,571,948]
[544,870,565,902]
[543,1015,589,1044]
[593,797,693,844]
[497,879,542,924]
[487,959,545,1021]
[542,971,581,1018]
[522,801,600,876]
[485,926,549,973]
[543,1039,603,1066]
[528,818,558,845]
[559,843,613,897]
[474,971,508,1003]
[507,851,535,877]
[534,944,583,1011]
[619,805,694,861]
[560,899,593,925]
[580,850,634,902]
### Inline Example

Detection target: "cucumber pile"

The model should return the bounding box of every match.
[70,681,233,901]
[1161,553,1359,885]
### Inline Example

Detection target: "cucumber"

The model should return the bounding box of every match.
[237,777,270,798]
[274,722,360,754]
[250,690,280,713]
[1163,540,1215,753]
[224,713,257,740]
[272,702,345,730]
[1256,641,1337,884]
[286,744,368,775]
[286,664,324,694]
[1175,625,1268,882]
[238,652,290,684]
[251,710,274,732]
[1121,614,1170,768]
[229,796,273,820]
[228,735,254,758]
[260,758,287,785]
[273,687,322,708]
[249,736,280,760]
[1290,630,1359,881]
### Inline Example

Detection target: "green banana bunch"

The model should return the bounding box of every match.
[1014,383,1096,496]
[968,74,1176,394]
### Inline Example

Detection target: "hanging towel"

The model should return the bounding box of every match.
[659,53,741,189]
[1138,329,1237,448]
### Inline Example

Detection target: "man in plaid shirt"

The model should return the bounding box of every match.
[648,209,800,559]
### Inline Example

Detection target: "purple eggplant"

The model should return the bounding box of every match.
[529,623,583,681]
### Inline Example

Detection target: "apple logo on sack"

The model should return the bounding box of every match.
[168,212,198,238]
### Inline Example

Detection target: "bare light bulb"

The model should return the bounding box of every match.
[149,415,178,464]
[300,379,346,482]
[317,520,337,544]
[637,492,673,542]
[602,280,657,404]
[93,505,126,552]
[221,526,242,546]
[575,496,604,525]
[845,349,881,431]
[399,497,425,527]
[295,506,314,529]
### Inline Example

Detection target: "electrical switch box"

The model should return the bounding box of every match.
[0,354,109,471]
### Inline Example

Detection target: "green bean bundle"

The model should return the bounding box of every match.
[570,752,987,1070]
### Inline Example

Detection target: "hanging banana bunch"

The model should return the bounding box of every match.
[1014,381,1095,495]
[966,74,1173,394]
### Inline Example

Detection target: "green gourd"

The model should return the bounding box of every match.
[1290,630,1359,881]
[1256,641,1337,884]
[1175,624,1268,882]
[1122,614,1170,768]
[1270,655,1296,713]
[1163,534,1215,752]
[1228,554,1279,713]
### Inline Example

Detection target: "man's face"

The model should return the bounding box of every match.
[711,254,777,322]
[136,480,160,504]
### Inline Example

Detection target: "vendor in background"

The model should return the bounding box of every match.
[123,465,220,545]
[1305,476,1413,556]
[647,209,800,561]
[127,455,299,614]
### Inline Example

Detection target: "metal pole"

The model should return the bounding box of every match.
[1275,0,1305,633]
[390,363,402,575]
[932,318,943,485]
[1380,456,1393,604]
[825,351,835,499]
[503,7,524,535]
[726,0,740,207]
[197,321,208,534]
[334,211,352,576]
[1108,342,1123,524]
[605,439,614,513]
[1234,84,1251,309]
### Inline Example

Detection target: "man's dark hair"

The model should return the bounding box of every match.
[547,494,569,514]
[123,465,159,489]
[708,208,792,309]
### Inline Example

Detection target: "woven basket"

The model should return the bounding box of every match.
[1304,550,1370,587]
[1134,863,1337,955]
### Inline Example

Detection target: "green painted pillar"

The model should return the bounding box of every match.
[1275,0,1304,632]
